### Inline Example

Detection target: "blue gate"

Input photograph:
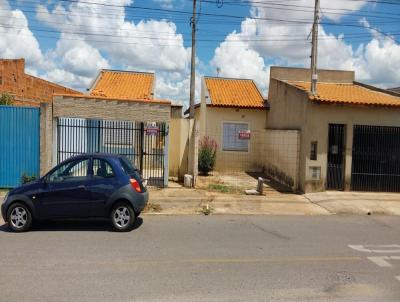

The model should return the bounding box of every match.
[0,106,40,188]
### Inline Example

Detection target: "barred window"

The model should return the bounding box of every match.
[222,122,249,152]
[103,121,134,146]
[310,141,318,160]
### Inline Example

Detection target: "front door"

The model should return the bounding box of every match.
[38,158,92,218]
[327,124,346,190]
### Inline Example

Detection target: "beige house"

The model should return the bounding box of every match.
[267,66,400,193]
[192,76,269,172]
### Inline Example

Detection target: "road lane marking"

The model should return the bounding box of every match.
[367,256,393,267]
[0,256,363,267]
[367,256,400,268]
[349,244,400,253]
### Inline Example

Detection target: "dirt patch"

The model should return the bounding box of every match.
[143,202,163,213]
[196,171,286,195]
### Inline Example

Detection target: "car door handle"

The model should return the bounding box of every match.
[78,185,86,189]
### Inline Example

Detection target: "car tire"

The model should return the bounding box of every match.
[110,202,136,232]
[7,202,33,232]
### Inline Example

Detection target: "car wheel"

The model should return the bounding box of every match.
[7,203,33,232]
[110,203,135,232]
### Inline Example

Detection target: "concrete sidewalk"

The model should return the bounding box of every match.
[146,187,330,215]
[305,191,400,215]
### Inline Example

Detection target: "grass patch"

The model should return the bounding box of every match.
[207,184,230,193]
[207,183,242,194]
[200,204,214,215]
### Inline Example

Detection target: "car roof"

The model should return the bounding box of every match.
[66,153,125,161]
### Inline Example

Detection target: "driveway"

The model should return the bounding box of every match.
[1,216,400,301]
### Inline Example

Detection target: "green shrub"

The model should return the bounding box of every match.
[0,93,14,106]
[21,173,37,184]
[198,136,217,175]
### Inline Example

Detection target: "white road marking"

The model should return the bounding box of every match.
[348,244,400,253]
[367,256,393,267]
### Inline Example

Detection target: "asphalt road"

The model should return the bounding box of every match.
[1,215,400,302]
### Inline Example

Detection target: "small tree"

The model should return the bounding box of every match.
[198,136,217,175]
[0,93,14,106]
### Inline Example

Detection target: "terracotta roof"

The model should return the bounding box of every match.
[204,77,266,108]
[90,70,154,100]
[286,81,400,107]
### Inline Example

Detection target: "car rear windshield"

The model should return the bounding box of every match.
[119,157,141,179]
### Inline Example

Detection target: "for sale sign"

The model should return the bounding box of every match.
[145,126,159,136]
[238,130,251,140]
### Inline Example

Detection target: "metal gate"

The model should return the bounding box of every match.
[57,118,168,187]
[0,106,40,187]
[326,124,346,190]
[351,125,400,192]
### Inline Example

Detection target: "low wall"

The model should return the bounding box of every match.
[169,118,190,179]
[200,128,300,191]
[262,129,300,191]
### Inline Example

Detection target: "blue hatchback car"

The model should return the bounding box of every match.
[1,153,148,232]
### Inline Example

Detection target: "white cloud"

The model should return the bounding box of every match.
[0,0,44,69]
[153,0,174,9]
[211,26,269,94]
[211,0,400,90]
[36,1,190,73]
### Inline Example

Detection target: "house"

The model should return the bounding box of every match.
[267,66,400,193]
[41,69,173,187]
[0,58,81,106]
[185,76,275,172]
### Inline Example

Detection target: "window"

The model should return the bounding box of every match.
[310,141,318,160]
[119,157,142,180]
[93,159,115,178]
[48,159,89,182]
[309,166,321,181]
[103,121,134,146]
[222,122,249,152]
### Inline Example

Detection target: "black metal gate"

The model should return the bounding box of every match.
[57,118,167,187]
[327,124,346,190]
[351,125,400,192]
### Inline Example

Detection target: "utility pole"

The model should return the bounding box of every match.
[310,0,320,95]
[189,0,197,118]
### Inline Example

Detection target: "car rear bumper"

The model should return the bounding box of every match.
[134,191,149,213]
[1,202,7,222]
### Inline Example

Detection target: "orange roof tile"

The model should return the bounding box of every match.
[90,70,154,100]
[205,77,266,108]
[287,81,400,107]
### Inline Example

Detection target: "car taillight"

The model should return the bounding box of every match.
[130,178,142,193]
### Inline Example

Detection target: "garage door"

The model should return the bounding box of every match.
[351,125,400,192]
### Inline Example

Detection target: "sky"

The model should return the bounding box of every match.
[0,0,399,106]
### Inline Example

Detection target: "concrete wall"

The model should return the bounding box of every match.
[262,130,300,191]
[270,66,355,83]
[267,78,400,193]
[39,102,54,176]
[53,95,170,123]
[169,117,190,179]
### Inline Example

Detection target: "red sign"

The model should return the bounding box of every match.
[238,130,251,140]
[145,126,159,136]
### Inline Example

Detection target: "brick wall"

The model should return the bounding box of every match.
[0,59,81,106]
